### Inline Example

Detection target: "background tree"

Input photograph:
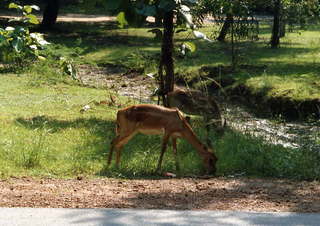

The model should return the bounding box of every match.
[271,0,319,48]
[106,0,209,106]
[270,0,281,48]
[40,0,60,30]
[195,0,254,42]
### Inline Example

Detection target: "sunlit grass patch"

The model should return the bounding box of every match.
[216,129,320,180]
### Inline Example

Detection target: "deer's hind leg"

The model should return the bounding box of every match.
[172,137,180,172]
[155,132,171,174]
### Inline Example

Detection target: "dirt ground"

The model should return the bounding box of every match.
[1,177,320,212]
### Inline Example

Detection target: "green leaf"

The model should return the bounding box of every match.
[116,12,129,28]
[26,14,39,24]
[184,41,196,52]
[12,37,23,52]
[15,27,26,33]
[0,34,6,44]
[24,5,32,14]
[8,3,20,9]
[38,56,46,61]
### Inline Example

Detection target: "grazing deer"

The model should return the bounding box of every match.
[167,86,226,145]
[108,104,218,174]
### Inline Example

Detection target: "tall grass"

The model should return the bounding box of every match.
[216,130,320,180]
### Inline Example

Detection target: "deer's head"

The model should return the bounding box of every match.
[203,146,218,175]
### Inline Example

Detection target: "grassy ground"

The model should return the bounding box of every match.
[0,69,319,180]
[43,20,320,102]
[0,18,319,180]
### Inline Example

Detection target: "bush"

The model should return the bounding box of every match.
[0,3,49,65]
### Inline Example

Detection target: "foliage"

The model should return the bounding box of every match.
[195,0,252,21]
[59,57,77,80]
[0,3,49,65]
[283,0,320,28]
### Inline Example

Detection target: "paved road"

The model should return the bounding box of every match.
[0,208,320,226]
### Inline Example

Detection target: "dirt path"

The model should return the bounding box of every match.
[1,177,320,212]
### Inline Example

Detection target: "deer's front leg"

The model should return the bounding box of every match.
[108,136,118,166]
[108,133,135,168]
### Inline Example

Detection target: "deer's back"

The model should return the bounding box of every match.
[117,104,185,133]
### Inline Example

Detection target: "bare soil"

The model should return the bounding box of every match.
[1,177,320,212]
[77,64,156,102]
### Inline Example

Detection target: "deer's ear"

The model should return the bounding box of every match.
[185,116,191,124]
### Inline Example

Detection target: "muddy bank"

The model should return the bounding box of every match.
[184,65,320,121]
[229,84,320,120]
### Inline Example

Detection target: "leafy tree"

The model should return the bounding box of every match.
[271,0,319,48]
[196,0,319,48]
[195,0,258,69]
[106,0,209,106]
[195,0,254,42]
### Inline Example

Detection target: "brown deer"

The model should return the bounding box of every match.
[108,104,218,174]
[167,86,226,145]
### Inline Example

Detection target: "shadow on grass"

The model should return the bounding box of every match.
[15,115,203,178]
[15,115,115,172]
[15,115,114,134]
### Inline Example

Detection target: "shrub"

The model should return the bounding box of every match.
[0,3,49,65]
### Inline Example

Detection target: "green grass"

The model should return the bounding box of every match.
[42,21,320,102]
[0,64,210,178]
[0,68,319,180]
[216,130,320,180]
[0,20,319,180]
[1,73,319,180]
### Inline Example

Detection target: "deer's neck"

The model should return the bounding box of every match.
[181,124,208,156]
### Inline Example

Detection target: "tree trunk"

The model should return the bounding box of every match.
[279,14,286,37]
[271,0,281,48]
[40,0,60,30]
[159,10,174,107]
[279,21,285,37]
[217,14,233,42]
